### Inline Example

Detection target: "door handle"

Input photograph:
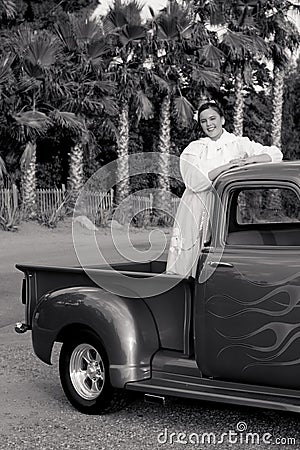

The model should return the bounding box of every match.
[208,261,234,268]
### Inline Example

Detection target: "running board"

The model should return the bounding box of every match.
[126,376,300,413]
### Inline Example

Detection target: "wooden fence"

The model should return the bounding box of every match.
[0,184,18,215]
[131,194,180,220]
[0,186,180,224]
[36,188,67,216]
[81,189,114,220]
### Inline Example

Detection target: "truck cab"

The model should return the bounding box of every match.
[16,162,300,414]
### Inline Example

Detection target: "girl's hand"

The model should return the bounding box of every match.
[229,159,247,167]
[242,155,264,165]
[229,152,249,165]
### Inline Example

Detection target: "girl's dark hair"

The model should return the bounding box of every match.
[197,101,224,128]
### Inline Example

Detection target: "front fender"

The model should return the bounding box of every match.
[32,286,160,387]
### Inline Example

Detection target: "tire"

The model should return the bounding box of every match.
[59,330,128,415]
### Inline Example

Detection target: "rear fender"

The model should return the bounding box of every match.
[32,287,159,387]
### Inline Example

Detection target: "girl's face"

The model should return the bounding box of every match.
[199,107,225,141]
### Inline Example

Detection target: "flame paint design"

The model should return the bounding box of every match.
[208,283,300,370]
[232,266,300,289]
[207,285,300,319]
[217,322,300,352]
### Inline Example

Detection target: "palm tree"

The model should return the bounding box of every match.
[0,34,54,215]
[2,28,61,215]
[148,0,192,211]
[49,110,87,192]
[216,1,268,136]
[3,25,90,214]
[54,14,118,193]
[254,1,299,213]
[14,111,52,216]
[148,0,222,215]
[103,0,154,206]
[257,2,300,148]
[0,54,14,184]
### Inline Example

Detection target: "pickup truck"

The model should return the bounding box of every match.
[15,161,300,415]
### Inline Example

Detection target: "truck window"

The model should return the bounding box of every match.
[226,186,300,246]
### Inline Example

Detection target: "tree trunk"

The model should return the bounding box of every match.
[68,142,84,192]
[156,93,171,219]
[233,69,244,137]
[271,65,284,148]
[117,102,130,201]
[115,102,130,223]
[269,66,285,213]
[21,141,37,218]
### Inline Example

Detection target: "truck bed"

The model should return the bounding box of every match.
[16,260,193,354]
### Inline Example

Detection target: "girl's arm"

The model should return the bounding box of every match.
[208,161,241,181]
[245,153,272,163]
[180,150,240,191]
[238,137,283,162]
[230,153,272,166]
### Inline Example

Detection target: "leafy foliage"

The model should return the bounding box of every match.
[0,0,298,198]
[282,58,300,160]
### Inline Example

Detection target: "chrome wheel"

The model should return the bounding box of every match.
[69,343,105,400]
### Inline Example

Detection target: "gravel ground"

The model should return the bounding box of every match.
[0,324,299,450]
[0,221,299,449]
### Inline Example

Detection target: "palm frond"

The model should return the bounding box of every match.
[104,0,143,33]
[165,0,189,21]
[11,27,34,55]
[173,95,194,127]
[98,96,119,116]
[179,23,195,39]
[270,42,289,67]
[0,0,17,19]
[23,59,44,79]
[14,77,41,95]
[191,67,221,87]
[50,110,86,134]
[47,79,66,99]
[148,72,169,92]
[0,54,14,85]
[249,34,268,54]
[25,35,59,68]
[99,117,119,140]
[104,8,128,32]
[156,15,179,40]
[122,0,144,24]
[54,21,77,52]
[80,97,107,115]
[156,0,192,39]
[94,79,117,96]
[72,15,102,43]
[119,24,146,46]
[0,154,7,180]
[134,90,153,122]
[277,16,300,50]
[20,142,36,169]
[13,110,52,132]
[204,0,226,26]
[87,39,110,67]
[220,30,252,57]
[199,44,225,69]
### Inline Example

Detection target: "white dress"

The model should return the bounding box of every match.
[166,129,283,278]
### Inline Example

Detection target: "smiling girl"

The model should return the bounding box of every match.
[166,101,283,277]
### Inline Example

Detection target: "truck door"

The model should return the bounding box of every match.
[195,183,300,389]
